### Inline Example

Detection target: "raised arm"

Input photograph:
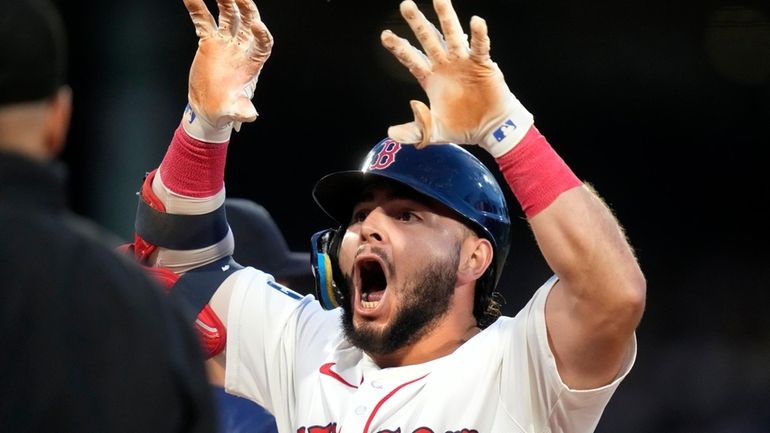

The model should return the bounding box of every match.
[381,0,645,389]
[128,0,273,381]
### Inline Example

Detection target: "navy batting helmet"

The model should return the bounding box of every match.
[311,138,511,315]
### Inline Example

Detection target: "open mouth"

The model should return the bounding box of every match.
[357,258,387,310]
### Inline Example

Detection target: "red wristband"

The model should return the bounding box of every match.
[159,123,229,198]
[496,125,582,218]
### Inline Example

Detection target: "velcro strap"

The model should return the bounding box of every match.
[169,256,243,323]
[134,196,229,250]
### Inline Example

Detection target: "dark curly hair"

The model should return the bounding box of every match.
[473,274,505,329]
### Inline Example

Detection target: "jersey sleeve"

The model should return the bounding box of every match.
[500,275,637,432]
[223,267,341,425]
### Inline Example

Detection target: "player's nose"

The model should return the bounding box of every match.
[359,207,388,244]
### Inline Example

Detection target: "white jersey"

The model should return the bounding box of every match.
[224,267,636,433]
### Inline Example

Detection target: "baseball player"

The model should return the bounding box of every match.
[129,0,646,431]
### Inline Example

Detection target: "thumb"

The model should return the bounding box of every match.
[231,98,258,125]
[388,100,433,148]
[387,122,422,145]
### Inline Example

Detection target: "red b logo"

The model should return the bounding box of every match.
[369,140,401,170]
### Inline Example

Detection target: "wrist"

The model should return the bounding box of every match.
[496,125,582,218]
[479,93,535,158]
[160,124,229,198]
[181,103,233,143]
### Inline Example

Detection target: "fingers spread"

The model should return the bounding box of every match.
[399,0,447,65]
[434,0,468,59]
[469,16,490,63]
[183,0,217,38]
[381,30,431,81]
[250,20,274,61]
[216,0,240,37]
[236,0,261,25]
[235,0,258,45]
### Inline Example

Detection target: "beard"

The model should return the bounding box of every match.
[341,246,460,356]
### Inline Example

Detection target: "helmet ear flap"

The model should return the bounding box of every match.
[311,228,347,310]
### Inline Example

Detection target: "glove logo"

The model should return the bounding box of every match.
[369,140,401,170]
[492,119,517,142]
[184,103,197,124]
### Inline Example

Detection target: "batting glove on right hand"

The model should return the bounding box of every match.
[382,0,533,157]
[182,0,273,142]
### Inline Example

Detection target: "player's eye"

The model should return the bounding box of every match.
[351,209,369,224]
[397,211,417,222]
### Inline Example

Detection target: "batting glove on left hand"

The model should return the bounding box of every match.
[382,0,533,157]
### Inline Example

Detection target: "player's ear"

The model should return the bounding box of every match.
[457,235,493,286]
[43,85,72,157]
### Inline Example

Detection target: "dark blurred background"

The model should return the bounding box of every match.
[55,0,769,431]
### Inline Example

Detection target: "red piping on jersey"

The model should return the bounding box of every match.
[319,363,359,389]
[363,373,429,433]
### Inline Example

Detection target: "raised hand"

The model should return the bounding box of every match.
[183,0,273,137]
[381,0,533,157]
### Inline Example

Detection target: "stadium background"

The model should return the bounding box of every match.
[55,0,769,431]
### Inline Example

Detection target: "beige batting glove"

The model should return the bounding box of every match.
[182,0,273,142]
[381,0,534,157]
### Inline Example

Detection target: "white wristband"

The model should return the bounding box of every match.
[479,94,535,158]
[181,103,233,144]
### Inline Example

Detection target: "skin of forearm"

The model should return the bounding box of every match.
[530,184,646,323]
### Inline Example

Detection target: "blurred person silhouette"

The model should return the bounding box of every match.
[0,1,216,431]
[226,198,314,294]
